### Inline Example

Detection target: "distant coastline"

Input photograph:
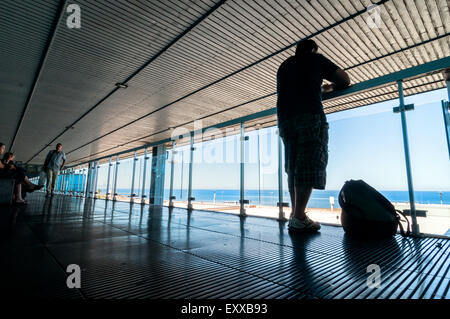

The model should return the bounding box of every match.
[97,188,450,208]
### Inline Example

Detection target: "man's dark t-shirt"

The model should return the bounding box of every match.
[276,53,339,126]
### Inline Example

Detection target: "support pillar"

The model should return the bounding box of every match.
[397,80,419,235]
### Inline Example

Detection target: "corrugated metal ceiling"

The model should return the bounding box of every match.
[1,0,449,166]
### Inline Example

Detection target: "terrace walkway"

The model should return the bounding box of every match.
[1,193,449,299]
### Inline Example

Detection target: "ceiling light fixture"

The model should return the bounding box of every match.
[115,82,128,89]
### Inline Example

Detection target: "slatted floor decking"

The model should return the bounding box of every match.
[0,193,449,299]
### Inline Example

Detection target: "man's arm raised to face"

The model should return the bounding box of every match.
[322,69,350,93]
[331,69,351,89]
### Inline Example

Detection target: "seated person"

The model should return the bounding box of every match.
[0,145,42,205]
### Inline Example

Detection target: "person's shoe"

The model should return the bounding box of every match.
[25,184,42,193]
[288,214,321,233]
[14,200,28,206]
[45,192,51,198]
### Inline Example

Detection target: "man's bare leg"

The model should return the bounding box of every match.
[293,185,313,220]
[288,174,295,218]
[14,184,25,203]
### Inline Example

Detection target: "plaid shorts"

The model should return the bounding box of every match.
[279,113,329,190]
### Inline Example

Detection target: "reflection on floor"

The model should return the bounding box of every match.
[1,193,449,299]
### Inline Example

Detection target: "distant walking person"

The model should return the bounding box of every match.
[43,143,66,197]
[277,39,350,233]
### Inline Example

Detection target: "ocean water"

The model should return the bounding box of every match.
[113,188,450,208]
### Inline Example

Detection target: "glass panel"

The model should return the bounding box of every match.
[132,154,144,203]
[325,98,409,225]
[96,162,109,199]
[164,148,173,205]
[86,166,94,197]
[73,169,79,194]
[190,133,241,211]
[244,126,279,218]
[115,156,134,202]
[170,141,191,208]
[80,165,88,196]
[54,173,61,193]
[65,172,71,194]
[278,99,409,225]
[143,152,152,204]
[63,172,69,194]
[405,89,450,236]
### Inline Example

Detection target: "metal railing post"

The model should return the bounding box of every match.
[76,166,81,196]
[106,157,112,200]
[442,100,450,160]
[141,148,148,204]
[82,166,88,198]
[77,168,82,197]
[88,163,93,198]
[68,168,73,195]
[59,171,64,194]
[187,133,194,210]
[60,171,64,195]
[87,162,93,198]
[240,123,246,217]
[93,161,99,199]
[443,76,450,160]
[257,127,261,206]
[169,141,175,208]
[130,151,137,203]
[72,168,76,196]
[58,171,62,195]
[90,162,96,198]
[397,80,419,235]
[64,170,69,195]
[277,131,286,221]
[113,155,120,201]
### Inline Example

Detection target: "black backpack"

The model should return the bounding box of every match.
[338,180,411,238]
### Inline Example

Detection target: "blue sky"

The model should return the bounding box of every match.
[106,88,449,192]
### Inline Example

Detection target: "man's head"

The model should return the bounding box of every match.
[56,143,62,152]
[0,143,5,155]
[295,39,318,56]
[3,152,14,162]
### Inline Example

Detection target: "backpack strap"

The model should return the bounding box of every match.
[396,210,411,237]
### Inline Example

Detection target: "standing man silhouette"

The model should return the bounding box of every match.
[43,143,66,197]
[277,39,350,233]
